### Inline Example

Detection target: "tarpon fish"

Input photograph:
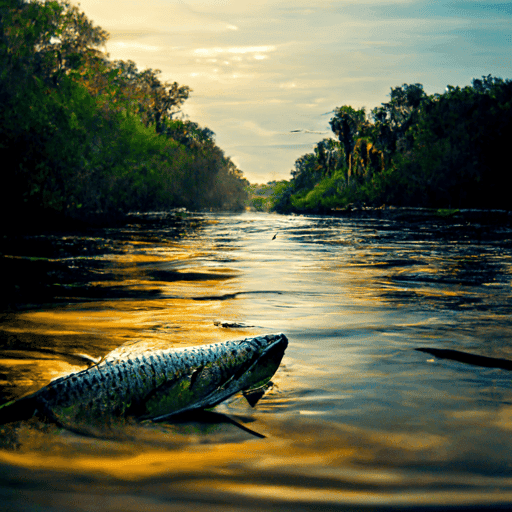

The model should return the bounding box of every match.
[0,333,288,433]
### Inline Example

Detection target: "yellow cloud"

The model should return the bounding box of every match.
[193,46,276,56]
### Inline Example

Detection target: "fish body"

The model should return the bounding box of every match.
[0,333,288,432]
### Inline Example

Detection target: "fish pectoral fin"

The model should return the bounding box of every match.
[242,382,272,408]
[242,389,265,408]
[134,368,219,421]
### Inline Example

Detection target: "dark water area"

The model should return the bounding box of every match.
[1,211,512,511]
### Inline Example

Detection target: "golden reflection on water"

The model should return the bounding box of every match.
[0,235,251,397]
[3,414,512,508]
[1,213,512,510]
[0,294,259,398]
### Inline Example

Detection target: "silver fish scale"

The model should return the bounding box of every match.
[37,357,150,417]
[31,334,285,423]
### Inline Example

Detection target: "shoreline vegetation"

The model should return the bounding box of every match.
[0,0,249,232]
[249,76,511,218]
[1,2,510,233]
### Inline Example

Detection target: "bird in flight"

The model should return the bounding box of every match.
[289,129,329,134]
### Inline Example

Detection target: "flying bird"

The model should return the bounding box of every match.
[289,129,330,134]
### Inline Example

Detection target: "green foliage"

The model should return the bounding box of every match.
[329,106,367,168]
[391,76,512,208]
[266,181,294,212]
[246,181,295,212]
[0,0,247,228]
[247,182,277,211]
[272,76,511,213]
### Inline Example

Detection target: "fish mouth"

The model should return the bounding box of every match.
[247,333,288,371]
[244,332,288,357]
[194,333,288,411]
[225,333,289,396]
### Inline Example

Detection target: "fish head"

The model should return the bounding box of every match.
[144,333,288,420]
[229,333,288,392]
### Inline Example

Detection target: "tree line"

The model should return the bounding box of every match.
[268,76,511,213]
[0,0,248,228]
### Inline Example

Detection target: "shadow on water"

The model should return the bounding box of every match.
[0,212,215,311]
[1,211,512,511]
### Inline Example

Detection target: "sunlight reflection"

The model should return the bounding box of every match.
[1,212,512,510]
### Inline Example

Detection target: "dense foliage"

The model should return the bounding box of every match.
[0,0,248,227]
[271,77,512,213]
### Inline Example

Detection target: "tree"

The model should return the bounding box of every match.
[395,77,512,207]
[272,76,512,212]
[370,83,427,156]
[34,0,109,85]
[314,138,345,177]
[0,0,248,226]
[329,106,368,168]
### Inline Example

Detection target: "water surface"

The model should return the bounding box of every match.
[1,211,512,511]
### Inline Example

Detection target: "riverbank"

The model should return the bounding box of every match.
[328,206,512,224]
[247,203,512,225]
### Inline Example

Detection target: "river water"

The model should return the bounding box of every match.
[1,211,512,511]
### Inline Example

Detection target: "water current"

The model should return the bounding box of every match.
[1,211,512,511]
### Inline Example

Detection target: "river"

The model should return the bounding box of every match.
[1,211,512,511]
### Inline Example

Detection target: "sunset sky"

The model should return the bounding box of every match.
[76,0,512,183]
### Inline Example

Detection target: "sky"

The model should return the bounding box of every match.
[76,0,512,184]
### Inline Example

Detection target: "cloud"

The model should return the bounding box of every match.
[109,41,160,52]
[78,0,239,34]
[76,0,512,183]
[188,70,256,83]
[184,45,280,86]
[193,98,291,106]
[233,143,319,150]
[193,46,277,56]
[239,120,280,137]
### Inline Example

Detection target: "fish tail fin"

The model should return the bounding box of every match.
[0,396,38,424]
